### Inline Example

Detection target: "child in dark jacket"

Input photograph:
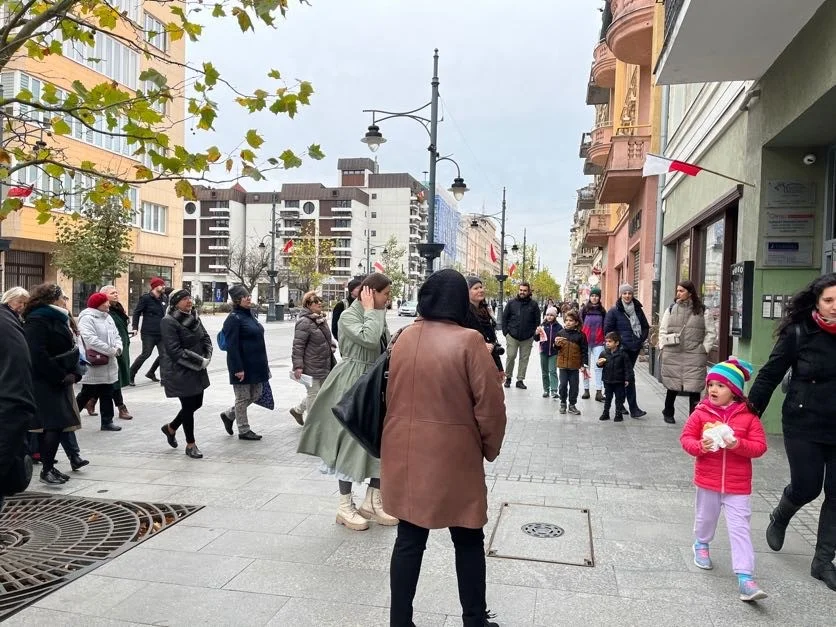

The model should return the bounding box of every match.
[597,332,634,422]
[537,306,563,398]
[554,310,588,415]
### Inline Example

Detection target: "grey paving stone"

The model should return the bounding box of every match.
[179,506,308,534]
[224,559,390,606]
[485,557,618,595]
[140,524,226,552]
[260,492,340,515]
[149,470,255,489]
[71,466,172,485]
[107,581,289,626]
[410,577,536,625]
[65,481,190,502]
[95,547,252,588]
[533,588,705,627]
[241,475,341,496]
[265,597,447,627]
[164,485,278,510]
[1,607,147,627]
[593,539,691,572]
[33,574,147,615]
[201,529,343,564]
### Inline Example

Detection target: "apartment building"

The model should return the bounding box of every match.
[572,0,662,309]
[653,0,835,433]
[0,1,185,313]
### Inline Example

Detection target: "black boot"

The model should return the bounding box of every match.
[811,503,836,591]
[766,492,802,551]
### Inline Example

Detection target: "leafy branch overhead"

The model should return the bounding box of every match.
[0,0,325,221]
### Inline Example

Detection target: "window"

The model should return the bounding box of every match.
[65,31,139,88]
[370,230,377,237]
[677,237,691,282]
[142,80,168,115]
[111,0,141,23]
[632,250,640,293]
[372,193,377,200]
[285,200,300,208]
[138,201,167,234]
[334,219,351,228]
[145,13,168,51]
[334,199,351,208]
[371,212,377,218]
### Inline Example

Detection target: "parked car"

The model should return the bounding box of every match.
[398,300,418,317]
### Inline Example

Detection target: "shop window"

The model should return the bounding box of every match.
[701,218,724,350]
[633,250,640,292]
[677,237,691,282]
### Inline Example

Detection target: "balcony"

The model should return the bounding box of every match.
[332,205,353,213]
[583,209,612,248]
[606,0,654,66]
[591,40,616,88]
[579,132,592,160]
[332,225,352,232]
[656,0,827,85]
[586,66,610,106]
[208,225,229,233]
[588,123,613,168]
[577,185,597,210]
[208,206,230,215]
[598,134,650,204]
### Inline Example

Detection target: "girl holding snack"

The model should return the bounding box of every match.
[537,306,563,398]
[680,358,769,602]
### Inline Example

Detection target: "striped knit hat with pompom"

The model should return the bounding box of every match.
[706,357,754,398]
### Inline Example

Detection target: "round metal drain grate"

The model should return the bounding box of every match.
[521,522,564,538]
[0,492,201,621]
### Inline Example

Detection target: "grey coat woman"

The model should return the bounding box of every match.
[297,273,398,531]
[657,280,716,423]
[290,292,336,425]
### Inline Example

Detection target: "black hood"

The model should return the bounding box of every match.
[418,269,469,326]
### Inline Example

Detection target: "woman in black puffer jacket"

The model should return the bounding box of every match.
[749,273,836,592]
[465,276,503,373]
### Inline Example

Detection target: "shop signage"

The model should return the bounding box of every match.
[765,180,816,208]
[762,238,815,267]
[764,208,816,237]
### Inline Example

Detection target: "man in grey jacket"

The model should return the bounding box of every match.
[501,282,542,389]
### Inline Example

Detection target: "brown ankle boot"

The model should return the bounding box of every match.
[118,405,133,420]
[85,399,98,416]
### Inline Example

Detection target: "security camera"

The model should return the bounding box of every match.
[803,153,817,165]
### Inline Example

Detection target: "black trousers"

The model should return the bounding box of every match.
[76,384,114,427]
[130,334,164,379]
[603,382,626,416]
[623,349,642,413]
[390,519,486,627]
[558,369,580,404]
[170,393,204,444]
[663,389,701,418]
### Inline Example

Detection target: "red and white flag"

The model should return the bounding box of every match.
[372,261,385,273]
[489,244,498,263]
[282,239,294,254]
[508,263,517,277]
[7,185,34,198]
[642,153,702,178]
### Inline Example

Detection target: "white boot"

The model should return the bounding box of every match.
[359,486,399,526]
[336,494,369,531]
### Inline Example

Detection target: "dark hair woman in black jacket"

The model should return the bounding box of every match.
[465,276,503,372]
[748,272,836,591]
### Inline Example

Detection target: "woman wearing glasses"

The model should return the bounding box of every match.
[290,291,337,425]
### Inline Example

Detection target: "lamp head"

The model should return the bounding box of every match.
[449,177,469,201]
[361,124,386,153]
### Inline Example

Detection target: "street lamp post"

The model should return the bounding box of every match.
[265,195,278,322]
[521,228,528,283]
[361,49,469,281]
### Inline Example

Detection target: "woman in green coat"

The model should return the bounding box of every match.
[297,273,398,531]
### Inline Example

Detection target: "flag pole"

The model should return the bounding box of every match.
[694,165,756,188]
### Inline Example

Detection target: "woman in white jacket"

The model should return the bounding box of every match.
[75,292,124,431]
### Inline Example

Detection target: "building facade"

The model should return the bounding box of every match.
[0,1,186,313]
[654,0,835,433]
[571,0,663,311]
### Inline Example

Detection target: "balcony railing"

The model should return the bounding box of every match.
[664,0,685,42]
[579,132,592,159]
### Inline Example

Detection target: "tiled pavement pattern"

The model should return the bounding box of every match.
[4,313,835,626]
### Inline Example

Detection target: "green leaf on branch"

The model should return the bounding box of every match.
[232,7,254,32]
[298,81,314,105]
[1,198,24,219]
[203,62,220,88]
[139,68,168,88]
[279,150,302,169]
[51,117,72,135]
[206,146,221,163]
[225,159,234,172]
[44,163,65,178]
[175,179,196,200]
[240,149,256,163]
[245,129,264,149]
[212,4,226,17]
[241,165,264,181]
[307,144,325,160]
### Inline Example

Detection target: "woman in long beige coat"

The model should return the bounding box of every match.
[383,269,507,627]
[658,279,716,424]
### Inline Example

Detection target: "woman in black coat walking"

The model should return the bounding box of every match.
[749,273,836,591]
[22,283,83,485]
[159,290,212,459]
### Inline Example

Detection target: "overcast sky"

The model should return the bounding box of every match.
[187,0,602,284]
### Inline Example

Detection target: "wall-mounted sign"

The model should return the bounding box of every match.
[766,180,816,208]
[730,261,753,339]
[764,208,816,237]
[762,238,814,267]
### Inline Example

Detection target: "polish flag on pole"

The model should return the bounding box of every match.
[7,185,34,198]
[489,244,498,263]
[282,240,294,254]
[642,153,702,178]
[508,263,517,277]
[373,261,385,273]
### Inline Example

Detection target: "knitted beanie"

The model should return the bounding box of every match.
[706,358,754,398]
[619,283,634,296]
[590,287,602,296]
[150,277,165,289]
[87,292,109,309]
[546,307,558,316]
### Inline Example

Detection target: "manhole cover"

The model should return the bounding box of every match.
[0,492,201,621]
[487,502,594,567]
[521,522,564,538]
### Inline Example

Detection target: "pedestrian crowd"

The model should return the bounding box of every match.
[2,269,835,625]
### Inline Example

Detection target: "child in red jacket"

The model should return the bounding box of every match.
[680,358,768,603]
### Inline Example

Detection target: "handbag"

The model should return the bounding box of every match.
[331,328,403,459]
[780,324,803,393]
[86,348,110,366]
[254,380,275,410]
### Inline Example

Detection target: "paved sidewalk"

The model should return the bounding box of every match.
[4,315,835,626]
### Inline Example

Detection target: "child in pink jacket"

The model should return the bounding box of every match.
[680,358,768,602]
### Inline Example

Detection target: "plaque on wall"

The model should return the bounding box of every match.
[765,181,816,208]
[764,208,816,237]
[762,239,815,267]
